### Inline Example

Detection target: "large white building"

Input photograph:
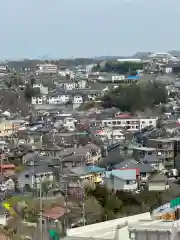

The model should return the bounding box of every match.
[67,212,180,240]
[31,94,83,105]
[90,117,157,131]
[117,58,142,63]
[35,64,58,74]
[148,53,180,63]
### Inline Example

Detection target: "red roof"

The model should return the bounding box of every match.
[117,114,132,119]
[0,164,15,169]
[118,168,140,176]
[43,206,71,220]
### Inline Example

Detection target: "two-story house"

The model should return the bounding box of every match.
[113,159,156,184]
[50,147,96,175]
[148,173,169,191]
[148,138,174,169]
[132,146,162,170]
[102,169,138,192]
[61,165,106,191]
[17,163,54,190]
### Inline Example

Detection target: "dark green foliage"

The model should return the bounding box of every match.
[93,61,143,75]
[24,85,40,102]
[87,185,177,222]
[101,82,168,112]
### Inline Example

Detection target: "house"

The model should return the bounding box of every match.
[42,206,71,224]
[62,165,105,188]
[148,173,169,191]
[148,138,174,169]
[17,163,54,190]
[62,147,98,165]
[114,160,156,184]
[83,143,101,162]
[0,119,26,136]
[132,146,161,169]
[102,169,138,191]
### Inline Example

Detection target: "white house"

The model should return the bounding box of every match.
[72,95,83,104]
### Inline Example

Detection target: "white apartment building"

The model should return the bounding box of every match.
[35,64,58,74]
[31,94,83,105]
[91,117,157,131]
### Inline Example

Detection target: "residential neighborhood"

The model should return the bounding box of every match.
[0,52,180,239]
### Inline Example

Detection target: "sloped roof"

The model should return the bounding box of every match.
[111,169,136,180]
[149,173,167,182]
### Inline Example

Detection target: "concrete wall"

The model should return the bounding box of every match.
[67,212,151,239]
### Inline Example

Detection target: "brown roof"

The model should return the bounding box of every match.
[43,206,71,220]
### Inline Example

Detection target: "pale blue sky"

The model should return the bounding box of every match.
[0,0,179,59]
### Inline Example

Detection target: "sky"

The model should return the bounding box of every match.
[0,0,180,59]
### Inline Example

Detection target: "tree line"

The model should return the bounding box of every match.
[85,185,180,223]
[93,61,143,75]
[101,82,168,112]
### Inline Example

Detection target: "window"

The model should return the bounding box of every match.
[148,152,152,155]
[25,174,29,178]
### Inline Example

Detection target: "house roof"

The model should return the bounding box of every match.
[43,206,71,220]
[118,168,140,176]
[87,166,105,173]
[70,165,105,176]
[113,159,138,169]
[149,173,167,182]
[119,162,155,173]
[111,169,136,180]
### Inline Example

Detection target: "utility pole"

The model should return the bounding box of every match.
[64,182,68,230]
[39,181,43,240]
[82,185,85,226]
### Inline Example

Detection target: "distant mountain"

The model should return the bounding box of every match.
[94,56,122,60]
[133,52,152,59]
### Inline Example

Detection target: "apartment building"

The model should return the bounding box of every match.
[31,93,83,105]
[90,117,157,131]
[35,64,58,74]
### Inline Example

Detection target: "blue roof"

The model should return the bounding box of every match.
[111,169,136,180]
[87,166,105,173]
[127,76,141,80]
